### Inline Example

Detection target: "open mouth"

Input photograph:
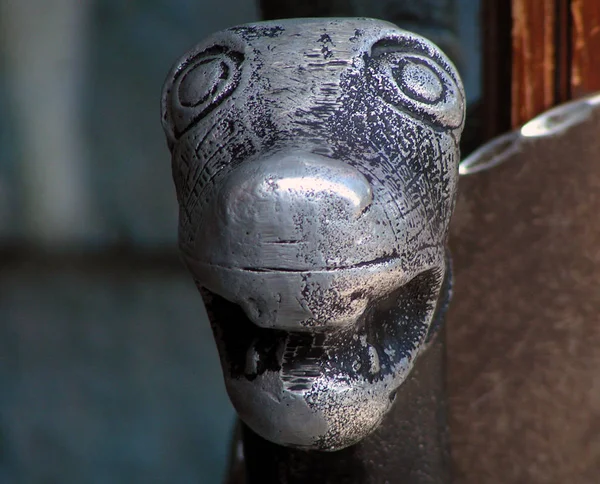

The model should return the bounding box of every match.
[197,254,450,450]
[202,265,448,391]
[185,246,446,331]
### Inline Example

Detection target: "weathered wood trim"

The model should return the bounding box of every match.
[511,0,558,126]
[571,0,600,97]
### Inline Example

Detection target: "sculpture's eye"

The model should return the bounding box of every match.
[368,39,464,130]
[177,48,241,108]
[162,45,244,140]
[390,55,444,104]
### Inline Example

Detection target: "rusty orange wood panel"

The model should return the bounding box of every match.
[511,0,557,127]
[571,0,600,97]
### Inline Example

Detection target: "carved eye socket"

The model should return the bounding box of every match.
[178,52,239,108]
[393,56,444,104]
[368,44,464,130]
[163,45,244,140]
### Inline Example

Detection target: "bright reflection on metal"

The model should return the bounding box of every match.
[459,131,520,176]
[275,176,369,210]
[521,92,600,138]
[461,92,600,176]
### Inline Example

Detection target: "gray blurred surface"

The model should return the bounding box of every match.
[0,261,234,484]
[0,1,259,482]
[0,0,261,245]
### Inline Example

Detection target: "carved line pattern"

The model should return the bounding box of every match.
[171,45,244,139]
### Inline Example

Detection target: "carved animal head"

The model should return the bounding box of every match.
[161,18,464,450]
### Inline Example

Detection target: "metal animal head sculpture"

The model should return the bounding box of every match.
[161,18,464,451]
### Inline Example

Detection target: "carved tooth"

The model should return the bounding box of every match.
[368,345,380,374]
[246,340,260,375]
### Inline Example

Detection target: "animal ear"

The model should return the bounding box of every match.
[368,35,465,131]
[161,44,245,149]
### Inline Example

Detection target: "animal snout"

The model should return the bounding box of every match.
[213,151,373,270]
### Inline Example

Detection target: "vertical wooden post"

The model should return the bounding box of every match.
[511,0,557,126]
[571,0,600,97]
[510,0,573,126]
[510,0,600,126]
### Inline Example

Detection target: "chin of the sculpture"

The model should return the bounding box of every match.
[225,369,394,450]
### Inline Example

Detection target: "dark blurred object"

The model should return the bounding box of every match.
[480,0,512,140]
[450,94,600,483]
[259,0,354,17]
[260,0,462,64]
[447,2,600,480]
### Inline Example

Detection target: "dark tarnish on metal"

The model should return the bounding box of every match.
[239,331,451,484]
[161,18,465,452]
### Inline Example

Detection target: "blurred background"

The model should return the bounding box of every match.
[0,1,481,482]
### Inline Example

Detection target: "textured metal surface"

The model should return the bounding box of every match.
[162,18,464,450]
[241,332,449,484]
